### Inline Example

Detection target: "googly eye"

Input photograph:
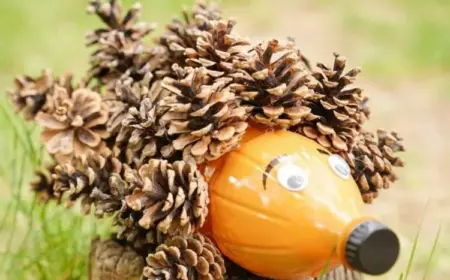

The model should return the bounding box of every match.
[328,154,351,179]
[277,164,309,191]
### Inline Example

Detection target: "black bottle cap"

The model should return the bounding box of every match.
[345,220,400,275]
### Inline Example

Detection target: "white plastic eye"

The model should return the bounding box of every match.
[328,154,351,179]
[277,164,309,191]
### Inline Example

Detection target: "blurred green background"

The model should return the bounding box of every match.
[1,0,449,279]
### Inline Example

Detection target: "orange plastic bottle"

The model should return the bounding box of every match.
[200,127,400,279]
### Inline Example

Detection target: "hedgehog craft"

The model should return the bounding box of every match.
[7,1,406,279]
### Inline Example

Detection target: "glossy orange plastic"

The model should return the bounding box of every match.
[200,127,376,280]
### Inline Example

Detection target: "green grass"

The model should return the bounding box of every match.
[316,0,450,80]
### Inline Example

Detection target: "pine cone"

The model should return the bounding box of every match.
[86,0,158,88]
[6,69,75,120]
[294,53,365,152]
[30,163,57,202]
[109,74,170,167]
[120,159,209,237]
[35,85,110,163]
[52,154,125,217]
[158,1,248,72]
[231,39,314,128]
[344,129,405,203]
[160,65,248,164]
[143,233,225,280]
[88,235,145,280]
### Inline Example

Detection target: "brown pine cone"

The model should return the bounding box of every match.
[157,1,224,70]
[52,154,125,217]
[120,159,209,237]
[6,69,75,121]
[344,129,405,203]
[294,52,366,152]
[86,0,158,89]
[35,85,110,163]
[231,39,314,128]
[109,75,170,167]
[159,65,248,164]
[88,235,145,280]
[143,233,225,280]
[30,163,57,202]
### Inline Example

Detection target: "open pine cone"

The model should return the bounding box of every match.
[35,85,110,163]
[120,159,209,238]
[143,233,225,280]
[6,69,76,121]
[31,163,57,202]
[343,129,405,203]
[51,153,125,216]
[89,235,145,280]
[86,0,157,89]
[231,39,314,128]
[110,75,170,168]
[159,65,248,164]
[157,1,224,70]
[293,53,366,152]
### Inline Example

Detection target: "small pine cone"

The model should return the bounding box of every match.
[30,163,57,202]
[112,84,169,167]
[88,235,145,280]
[52,154,125,217]
[121,159,209,237]
[231,39,314,129]
[344,129,405,203]
[143,233,225,280]
[160,66,248,164]
[6,69,75,120]
[35,85,110,163]
[158,1,233,70]
[295,52,365,152]
[86,0,157,88]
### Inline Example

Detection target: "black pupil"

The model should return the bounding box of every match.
[287,175,304,189]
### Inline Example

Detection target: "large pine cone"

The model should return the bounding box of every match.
[86,0,158,88]
[344,129,405,203]
[143,233,225,280]
[231,39,314,128]
[159,65,248,164]
[88,236,145,280]
[52,154,125,217]
[294,53,366,152]
[120,159,209,238]
[35,85,110,163]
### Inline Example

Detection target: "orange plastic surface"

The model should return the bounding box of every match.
[201,127,372,279]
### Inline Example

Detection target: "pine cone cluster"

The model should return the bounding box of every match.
[232,39,314,128]
[143,233,225,280]
[89,235,145,280]
[159,65,248,164]
[344,129,405,203]
[294,53,365,152]
[6,0,408,279]
[86,0,158,89]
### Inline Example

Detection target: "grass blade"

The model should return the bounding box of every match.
[403,200,431,280]
[422,224,442,280]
